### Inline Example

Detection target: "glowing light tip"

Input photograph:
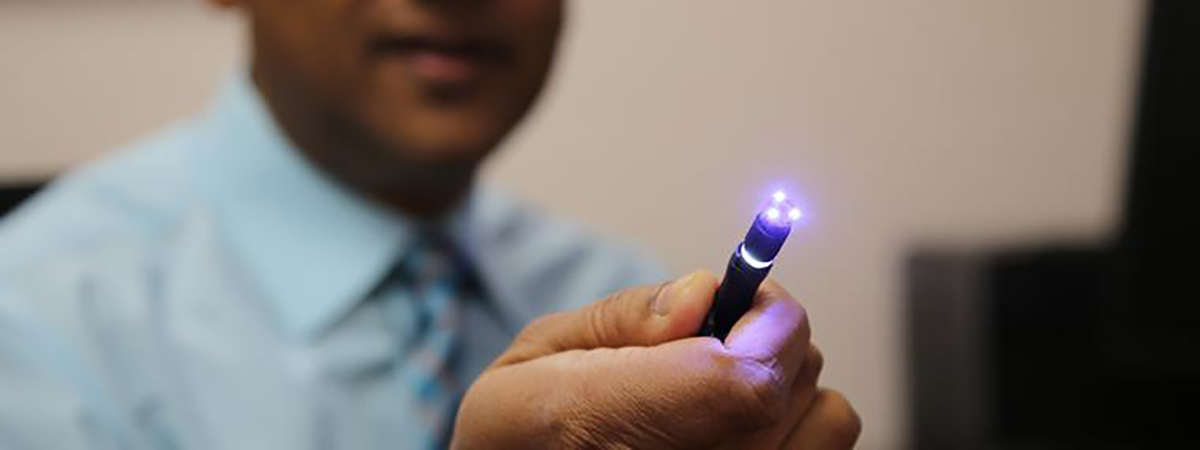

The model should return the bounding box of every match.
[788,208,803,221]
[766,208,781,220]
[772,191,787,203]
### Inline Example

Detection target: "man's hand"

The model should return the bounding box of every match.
[452,272,861,449]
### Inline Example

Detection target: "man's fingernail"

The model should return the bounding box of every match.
[654,271,701,316]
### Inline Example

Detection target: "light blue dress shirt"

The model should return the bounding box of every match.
[0,74,666,450]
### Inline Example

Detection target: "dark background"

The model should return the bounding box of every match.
[910,0,1199,448]
[0,183,37,217]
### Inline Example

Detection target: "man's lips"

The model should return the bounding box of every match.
[370,34,511,86]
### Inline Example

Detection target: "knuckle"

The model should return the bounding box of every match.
[497,313,568,366]
[711,352,788,431]
[792,298,811,338]
[820,389,863,447]
[585,285,653,346]
[516,312,564,344]
[808,345,826,377]
[585,295,621,346]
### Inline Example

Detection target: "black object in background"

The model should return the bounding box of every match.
[1116,0,1200,349]
[0,183,41,218]
[909,0,1199,448]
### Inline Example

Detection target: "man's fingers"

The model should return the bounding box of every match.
[533,338,805,448]
[729,344,825,449]
[783,389,862,450]
[723,279,811,390]
[496,271,718,366]
[459,276,859,450]
[553,270,717,349]
[801,344,826,383]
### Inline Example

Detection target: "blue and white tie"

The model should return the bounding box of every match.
[381,237,467,449]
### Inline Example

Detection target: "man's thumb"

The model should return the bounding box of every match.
[499,271,718,365]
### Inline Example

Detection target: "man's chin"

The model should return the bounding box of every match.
[387,140,494,167]
[376,122,504,163]
[367,136,492,180]
[354,111,511,181]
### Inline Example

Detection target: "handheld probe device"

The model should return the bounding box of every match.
[699,191,802,341]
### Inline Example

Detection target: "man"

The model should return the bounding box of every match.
[0,0,860,448]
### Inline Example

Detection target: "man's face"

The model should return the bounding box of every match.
[242,0,563,174]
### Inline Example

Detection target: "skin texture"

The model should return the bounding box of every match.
[214,0,563,216]
[453,272,862,449]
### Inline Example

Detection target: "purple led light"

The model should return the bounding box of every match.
[760,190,804,226]
[788,208,802,221]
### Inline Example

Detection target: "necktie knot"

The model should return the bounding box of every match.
[396,234,464,290]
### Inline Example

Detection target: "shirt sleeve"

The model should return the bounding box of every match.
[0,284,148,450]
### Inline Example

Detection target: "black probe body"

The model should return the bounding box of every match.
[699,194,798,341]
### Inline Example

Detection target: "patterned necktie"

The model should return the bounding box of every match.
[379,235,467,449]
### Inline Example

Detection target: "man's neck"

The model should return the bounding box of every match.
[250,67,476,220]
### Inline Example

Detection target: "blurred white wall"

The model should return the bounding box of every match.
[0,1,1144,447]
[0,3,242,179]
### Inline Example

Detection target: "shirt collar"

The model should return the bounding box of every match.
[190,73,417,340]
